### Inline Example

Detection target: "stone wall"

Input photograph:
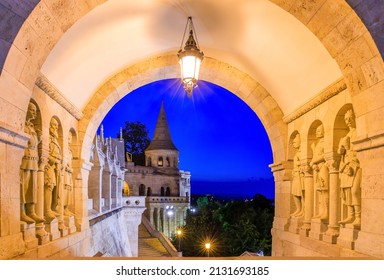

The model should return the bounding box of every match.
[271,78,384,258]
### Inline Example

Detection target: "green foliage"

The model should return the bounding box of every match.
[175,194,274,257]
[119,121,150,166]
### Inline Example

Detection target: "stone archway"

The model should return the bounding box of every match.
[0,0,383,259]
[78,54,286,165]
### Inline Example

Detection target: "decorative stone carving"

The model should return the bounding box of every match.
[64,133,75,217]
[44,118,62,222]
[310,124,329,221]
[20,102,45,224]
[290,134,305,218]
[337,109,361,227]
[283,78,347,124]
[35,74,83,120]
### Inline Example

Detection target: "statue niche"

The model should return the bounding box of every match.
[290,133,305,218]
[310,124,329,221]
[44,118,62,222]
[64,132,75,217]
[337,109,361,227]
[20,102,45,224]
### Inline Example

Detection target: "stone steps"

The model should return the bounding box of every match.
[138,223,171,257]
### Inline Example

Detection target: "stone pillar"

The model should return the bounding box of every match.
[123,206,145,257]
[58,168,68,237]
[269,161,293,232]
[88,160,102,212]
[323,157,340,243]
[300,163,313,236]
[36,156,49,244]
[149,207,154,225]
[116,176,122,207]
[102,168,111,211]
[111,173,117,208]
[74,160,93,232]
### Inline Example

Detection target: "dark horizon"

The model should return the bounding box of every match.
[191,177,275,201]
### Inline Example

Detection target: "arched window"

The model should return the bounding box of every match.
[166,157,170,167]
[139,184,146,196]
[166,187,171,197]
[147,187,152,196]
[160,187,165,196]
[158,156,163,167]
[147,157,152,166]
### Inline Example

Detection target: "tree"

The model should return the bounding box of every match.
[174,193,274,257]
[119,121,150,166]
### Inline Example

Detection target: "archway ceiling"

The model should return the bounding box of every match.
[41,0,342,116]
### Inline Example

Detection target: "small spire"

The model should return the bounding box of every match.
[100,124,104,143]
[119,127,123,141]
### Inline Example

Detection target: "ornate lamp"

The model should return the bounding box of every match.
[178,17,204,97]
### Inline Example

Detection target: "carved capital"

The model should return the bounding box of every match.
[38,156,48,171]
[301,162,313,176]
[324,152,341,174]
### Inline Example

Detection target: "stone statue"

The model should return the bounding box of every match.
[310,124,329,220]
[64,133,75,217]
[290,134,304,218]
[44,118,62,222]
[20,102,45,224]
[338,109,361,226]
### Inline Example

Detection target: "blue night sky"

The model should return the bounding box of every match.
[100,78,274,199]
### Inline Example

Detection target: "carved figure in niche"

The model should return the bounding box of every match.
[64,133,75,217]
[338,109,361,226]
[290,134,305,218]
[20,102,45,224]
[310,124,329,220]
[44,118,62,222]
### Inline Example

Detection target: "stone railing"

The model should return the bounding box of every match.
[122,196,146,207]
[146,196,189,204]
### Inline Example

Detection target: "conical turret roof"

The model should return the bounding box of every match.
[146,102,178,151]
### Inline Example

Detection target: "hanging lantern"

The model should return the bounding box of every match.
[178,17,204,97]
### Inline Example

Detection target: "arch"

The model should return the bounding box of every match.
[139,184,146,196]
[49,116,63,149]
[307,120,324,159]
[0,1,380,147]
[147,187,152,197]
[0,0,383,259]
[78,55,287,166]
[166,187,171,197]
[158,156,163,167]
[288,130,300,160]
[333,103,354,153]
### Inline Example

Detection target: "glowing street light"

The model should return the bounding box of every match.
[176,228,182,252]
[166,206,174,238]
[205,242,211,257]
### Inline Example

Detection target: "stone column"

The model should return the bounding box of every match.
[269,161,293,231]
[74,160,93,232]
[323,156,340,243]
[88,160,102,212]
[110,173,117,208]
[300,162,313,236]
[102,168,112,211]
[116,176,123,207]
[123,206,146,257]
[36,156,49,244]
[149,207,154,225]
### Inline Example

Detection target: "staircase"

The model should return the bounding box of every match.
[138,223,172,257]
